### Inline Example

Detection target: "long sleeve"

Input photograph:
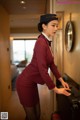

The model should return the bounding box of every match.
[50,57,61,80]
[34,39,55,89]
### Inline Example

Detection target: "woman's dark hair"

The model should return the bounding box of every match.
[38,14,58,32]
[38,21,49,32]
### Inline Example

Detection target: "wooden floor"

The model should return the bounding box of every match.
[5,84,54,120]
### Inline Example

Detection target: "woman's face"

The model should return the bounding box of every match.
[42,20,59,38]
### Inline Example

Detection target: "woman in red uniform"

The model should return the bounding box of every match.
[16,14,71,120]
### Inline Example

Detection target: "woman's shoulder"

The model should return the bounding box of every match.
[33,34,48,52]
[36,34,47,46]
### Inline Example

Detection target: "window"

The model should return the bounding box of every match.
[13,39,36,65]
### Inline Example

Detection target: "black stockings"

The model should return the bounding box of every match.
[23,103,41,120]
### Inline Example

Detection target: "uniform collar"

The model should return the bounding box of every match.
[42,32,52,42]
[41,32,52,46]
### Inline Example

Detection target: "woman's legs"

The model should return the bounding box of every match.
[35,102,41,120]
[23,102,41,120]
[24,106,36,120]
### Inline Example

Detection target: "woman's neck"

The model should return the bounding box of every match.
[42,32,52,41]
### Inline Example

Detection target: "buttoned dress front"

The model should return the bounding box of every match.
[16,34,61,107]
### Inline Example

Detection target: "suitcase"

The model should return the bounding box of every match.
[56,74,80,120]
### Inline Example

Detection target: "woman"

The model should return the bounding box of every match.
[16,14,71,120]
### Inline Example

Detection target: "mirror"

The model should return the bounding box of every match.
[65,21,74,52]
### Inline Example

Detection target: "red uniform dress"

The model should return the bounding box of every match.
[16,34,61,107]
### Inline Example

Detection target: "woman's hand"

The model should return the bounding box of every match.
[61,80,69,88]
[53,87,71,96]
[59,77,69,88]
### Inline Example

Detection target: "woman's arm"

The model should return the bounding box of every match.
[50,60,61,79]
[35,39,55,89]
[50,60,70,89]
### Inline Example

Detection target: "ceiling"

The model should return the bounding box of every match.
[0,0,48,33]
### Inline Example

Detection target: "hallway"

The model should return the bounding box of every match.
[5,84,54,120]
[1,1,80,120]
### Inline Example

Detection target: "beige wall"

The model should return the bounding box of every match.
[54,0,80,85]
[64,13,80,84]
[0,5,12,111]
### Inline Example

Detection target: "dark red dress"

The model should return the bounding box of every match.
[16,34,61,107]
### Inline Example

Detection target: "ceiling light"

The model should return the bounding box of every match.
[20,0,26,4]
